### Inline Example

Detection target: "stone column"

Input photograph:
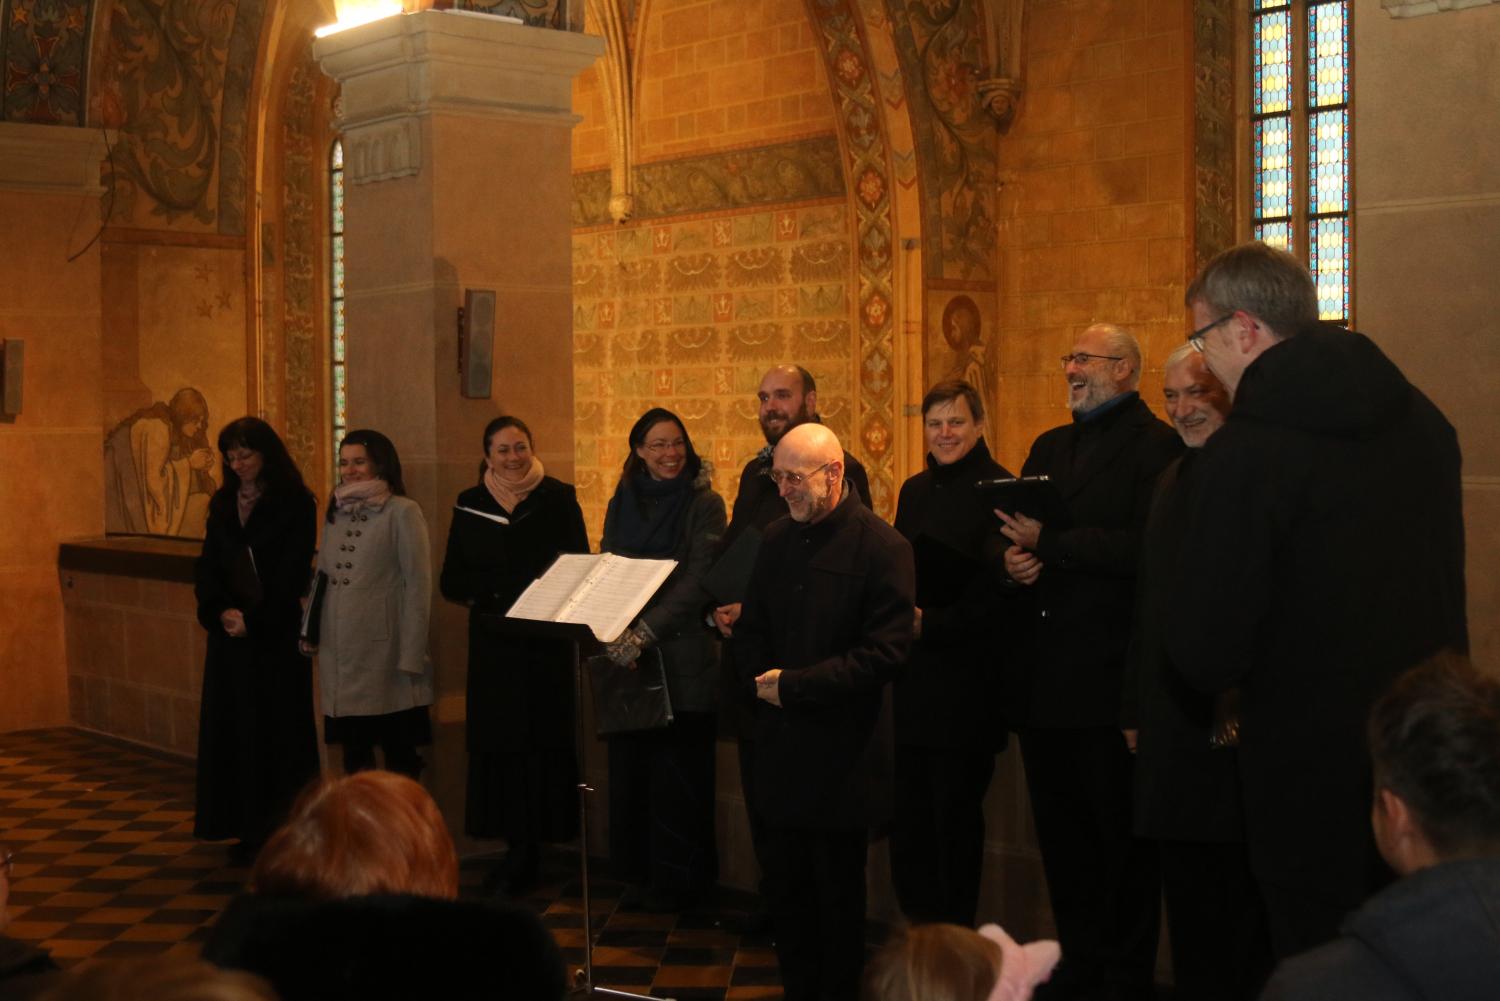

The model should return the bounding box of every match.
[314,13,601,822]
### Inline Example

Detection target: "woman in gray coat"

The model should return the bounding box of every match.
[600,407,726,910]
[303,429,433,778]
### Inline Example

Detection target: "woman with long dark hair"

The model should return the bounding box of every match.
[440,416,590,894]
[303,429,433,779]
[194,417,320,854]
[599,407,726,910]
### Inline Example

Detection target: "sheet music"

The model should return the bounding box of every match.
[506,552,678,642]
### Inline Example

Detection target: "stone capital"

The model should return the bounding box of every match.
[0,123,113,194]
[313,10,603,131]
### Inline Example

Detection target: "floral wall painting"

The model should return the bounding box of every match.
[104,387,219,538]
[0,0,92,125]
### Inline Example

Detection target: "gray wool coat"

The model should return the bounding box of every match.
[315,494,433,718]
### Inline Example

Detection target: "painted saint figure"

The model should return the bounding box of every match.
[105,387,217,537]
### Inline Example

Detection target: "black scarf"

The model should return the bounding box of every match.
[609,471,693,557]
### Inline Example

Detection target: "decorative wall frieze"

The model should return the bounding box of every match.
[314,10,603,183]
[1382,0,1497,16]
[0,121,112,194]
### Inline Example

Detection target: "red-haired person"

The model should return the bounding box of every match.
[864,923,1061,1001]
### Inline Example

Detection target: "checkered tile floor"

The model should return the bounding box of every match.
[0,728,784,998]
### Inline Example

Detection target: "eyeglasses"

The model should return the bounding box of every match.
[1060,352,1124,368]
[642,438,686,454]
[767,461,833,487]
[1188,313,1234,353]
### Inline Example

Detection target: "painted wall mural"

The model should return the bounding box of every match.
[0,0,91,124]
[883,0,997,281]
[103,387,218,537]
[99,0,264,234]
[1193,0,1236,270]
[936,292,992,409]
[572,136,847,228]
[571,198,856,541]
[804,0,903,517]
[454,0,583,30]
[278,48,322,482]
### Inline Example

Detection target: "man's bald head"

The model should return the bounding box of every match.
[772,423,844,523]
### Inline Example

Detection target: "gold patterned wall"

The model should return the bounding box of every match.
[571,198,856,541]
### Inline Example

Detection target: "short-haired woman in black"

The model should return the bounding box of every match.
[440,416,589,894]
[599,407,726,910]
[194,417,321,855]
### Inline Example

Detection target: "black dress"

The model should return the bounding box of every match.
[439,478,590,843]
[193,488,321,845]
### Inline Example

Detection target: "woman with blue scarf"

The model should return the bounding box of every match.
[600,407,726,911]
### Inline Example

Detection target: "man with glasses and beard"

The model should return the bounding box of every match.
[711,364,871,930]
[997,322,1181,1001]
[734,422,914,1001]
[1169,241,1467,961]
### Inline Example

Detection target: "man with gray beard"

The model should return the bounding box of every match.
[998,323,1181,1001]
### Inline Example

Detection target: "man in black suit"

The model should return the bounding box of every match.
[998,322,1181,1001]
[735,422,914,1001]
[1123,343,1269,999]
[1169,241,1467,959]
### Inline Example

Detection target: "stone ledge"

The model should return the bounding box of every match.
[0,122,114,194]
[1382,0,1497,16]
[59,536,199,583]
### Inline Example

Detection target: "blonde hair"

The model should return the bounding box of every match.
[251,770,459,901]
[864,924,1003,1001]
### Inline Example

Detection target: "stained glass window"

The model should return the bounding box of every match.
[330,139,347,473]
[1250,0,1351,324]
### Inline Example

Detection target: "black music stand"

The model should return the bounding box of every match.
[480,614,671,1001]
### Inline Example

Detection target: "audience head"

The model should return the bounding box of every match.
[1162,343,1230,448]
[215,418,307,500]
[481,415,536,484]
[1367,651,1500,875]
[864,923,1061,1001]
[1064,324,1140,414]
[38,957,278,1001]
[623,407,702,484]
[757,364,819,446]
[1184,241,1319,395]
[922,380,986,466]
[251,771,459,901]
[772,422,845,524]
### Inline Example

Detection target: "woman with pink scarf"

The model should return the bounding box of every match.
[304,429,433,778]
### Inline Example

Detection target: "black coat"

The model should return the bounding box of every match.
[892,439,1014,750]
[1122,451,1244,841]
[1013,392,1183,728]
[1261,858,1500,1001]
[1168,325,1467,903]
[601,470,727,713]
[734,487,915,829]
[0,936,59,1001]
[439,478,590,753]
[193,488,321,844]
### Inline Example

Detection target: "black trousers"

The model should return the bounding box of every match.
[737,736,773,898]
[1020,727,1159,1001]
[607,711,718,894]
[762,826,869,1001]
[1159,840,1271,1001]
[342,740,423,779]
[890,744,996,926]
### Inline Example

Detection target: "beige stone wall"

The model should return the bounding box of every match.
[1353,2,1500,671]
[992,0,1190,468]
[61,570,203,755]
[0,183,106,734]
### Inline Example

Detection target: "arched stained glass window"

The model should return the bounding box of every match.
[330,138,347,472]
[1251,0,1351,323]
